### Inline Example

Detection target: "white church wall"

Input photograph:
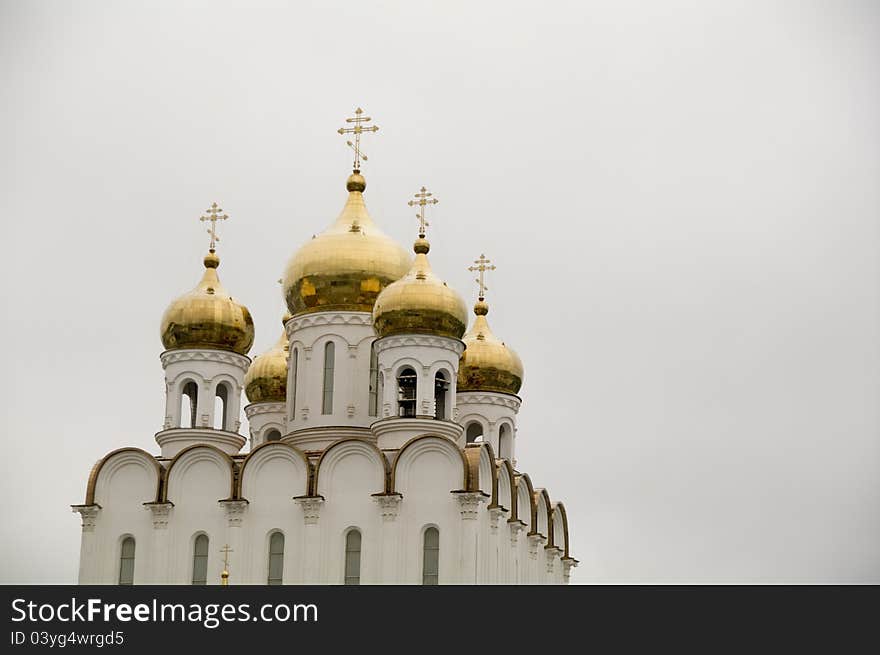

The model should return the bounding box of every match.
[392,436,467,584]
[239,443,310,584]
[164,446,233,585]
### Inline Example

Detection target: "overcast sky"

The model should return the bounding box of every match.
[1,0,878,584]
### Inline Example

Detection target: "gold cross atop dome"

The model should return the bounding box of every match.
[468,254,496,301]
[200,202,228,252]
[337,107,379,172]
[408,186,439,238]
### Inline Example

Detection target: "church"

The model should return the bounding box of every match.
[72,109,577,585]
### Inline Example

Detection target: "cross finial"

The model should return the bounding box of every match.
[408,186,439,238]
[200,202,228,252]
[468,254,496,301]
[337,107,379,172]
[220,544,233,586]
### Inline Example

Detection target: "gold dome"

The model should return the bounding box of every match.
[373,237,468,339]
[282,173,411,316]
[244,314,290,403]
[160,251,254,355]
[458,300,523,395]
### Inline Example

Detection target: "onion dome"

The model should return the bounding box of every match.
[160,251,255,355]
[282,173,411,316]
[458,299,524,395]
[373,236,468,340]
[244,313,290,403]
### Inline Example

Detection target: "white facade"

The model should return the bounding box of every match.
[73,171,577,585]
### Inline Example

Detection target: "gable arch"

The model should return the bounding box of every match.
[163,443,235,502]
[238,441,311,499]
[495,459,515,514]
[314,438,389,497]
[551,501,571,558]
[390,434,468,494]
[533,487,551,538]
[86,447,162,506]
[515,473,536,532]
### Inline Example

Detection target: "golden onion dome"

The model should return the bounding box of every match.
[458,300,524,395]
[160,251,254,355]
[244,314,290,403]
[282,173,411,316]
[372,236,468,340]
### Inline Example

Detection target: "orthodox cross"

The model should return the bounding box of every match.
[220,544,233,586]
[337,107,379,172]
[408,186,438,238]
[468,254,496,301]
[200,202,228,252]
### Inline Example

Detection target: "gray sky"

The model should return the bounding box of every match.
[1,0,878,583]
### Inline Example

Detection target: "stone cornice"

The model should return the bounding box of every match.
[244,402,286,418]
[372,493,403,522]
[373,334,465,357]
[286,311,373,337]
[160,349,251,373]
[294,496,325,525]
[455,391,522,411]
[71,504,101,532]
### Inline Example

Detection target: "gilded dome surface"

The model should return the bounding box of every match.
[372,237,468,340]
[244,316,289,403]
[160,252,254,355]
[458,301,523,395]
[282,174,411,316]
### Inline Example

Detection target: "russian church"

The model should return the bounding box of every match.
[72,109,577,585]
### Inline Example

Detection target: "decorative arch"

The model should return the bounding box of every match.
[390,434,469,493]
[314,438,389,497]
[85,447,163,505]
[533,487,552,538]
[163,443,236,502]
[238,441,311,498]
[464,442,497,500]
[495,459,516,514]
[551,501,571,558]
[514,473,536,533]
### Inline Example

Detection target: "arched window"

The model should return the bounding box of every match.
[368,343,379,417]
[181,381,198,428]
[499,424,512,460]
[377,372,385,418]
[322,342,335,415]
[434,371,449,420]
[344,529,362,585]
[214,384,228,430]
[192,534,209,585]
[397,367,417,418]
[422,527,439,585]
[267,532,284,585]
[466,422,483,444]
[289,348,298,420]
[265,429,281,442]
[118,536,135,585]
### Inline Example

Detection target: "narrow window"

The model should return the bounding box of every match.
[118,536,135,585]
[397,367,417,418]
[466,422,483,444]
[290,348,298,420]
[368,343,379,417]
[265,429,281,442]
[499,424,512,459]
[192,534,209,585]
[214,384,228,430]
[182,381,198,428]
[322,342,335,414]
[377,372,385,417]
[344,529,362,585]
[422,527,439,585]
[434,371,449,420]
[267,532,284,585]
